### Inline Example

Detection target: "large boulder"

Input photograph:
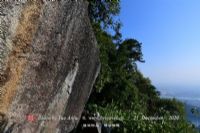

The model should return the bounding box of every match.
[0,0,100,132]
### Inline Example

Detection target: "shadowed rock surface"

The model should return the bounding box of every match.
[0,0,100,132]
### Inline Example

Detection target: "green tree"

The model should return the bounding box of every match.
[87,0,120,29]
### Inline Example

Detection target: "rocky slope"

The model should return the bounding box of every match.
[0,0,100,132]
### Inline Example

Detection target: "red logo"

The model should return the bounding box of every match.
[26,114,37,122]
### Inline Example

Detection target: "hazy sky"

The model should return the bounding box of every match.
[120,0,200,90]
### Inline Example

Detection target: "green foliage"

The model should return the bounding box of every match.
[87,0,122,43]
[87,0,120,29]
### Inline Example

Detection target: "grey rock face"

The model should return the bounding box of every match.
[0,0,100,133]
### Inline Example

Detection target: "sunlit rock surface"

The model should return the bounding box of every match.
[0,0,100,132]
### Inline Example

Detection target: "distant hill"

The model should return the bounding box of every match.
[182,100,200,131]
